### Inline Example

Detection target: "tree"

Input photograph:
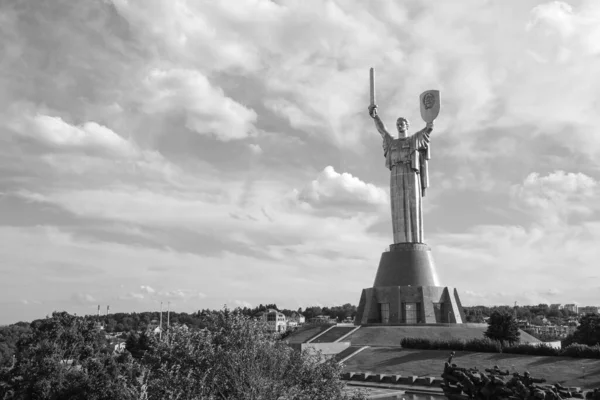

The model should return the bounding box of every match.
[0,322,31,368]
[0,312,143,399]
[125,330,154,360]
[141,308,366,400]
[562,313,600,347]
[484,311,520,345]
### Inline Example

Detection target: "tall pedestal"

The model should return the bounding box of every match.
[355,243,466,325]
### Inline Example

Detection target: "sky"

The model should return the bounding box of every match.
[1,0,600,325]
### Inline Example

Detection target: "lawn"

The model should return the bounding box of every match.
[345,325,540,347]
[342,348,600,390]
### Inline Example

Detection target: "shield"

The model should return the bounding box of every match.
[419,90,440,123]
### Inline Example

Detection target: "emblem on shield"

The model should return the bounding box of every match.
[420,90,440,123]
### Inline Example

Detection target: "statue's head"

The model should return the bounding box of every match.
[396,117,409,137]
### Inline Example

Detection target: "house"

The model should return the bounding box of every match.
[114,342,126,353]
[263,309,287,332]
[563,304,578,314]
[288,312,305,325]
[579,306,599,315]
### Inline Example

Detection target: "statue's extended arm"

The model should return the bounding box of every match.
[368,105,392,139]
[414,121,434,150]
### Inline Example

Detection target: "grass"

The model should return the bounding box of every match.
[312,327,356,343]
[284,324,334,344]
[345,325,540,347]
[342,348,600,389]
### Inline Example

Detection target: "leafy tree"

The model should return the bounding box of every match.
[0,323,31,368]
[125,330,154,360]
[484,311,520,345]
[141,308,366,400]
[0,312,143,399]
[563,313,600,347]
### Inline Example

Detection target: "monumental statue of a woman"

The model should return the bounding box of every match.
[367,105,434,244]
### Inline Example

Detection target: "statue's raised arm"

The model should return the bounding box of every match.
[368,105,392,140]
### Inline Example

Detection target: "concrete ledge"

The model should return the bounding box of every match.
[431,377,444,386]
[398,375,418,384]
[415,377,435,386]
[344,370,447,390]
[351,372,367,381]
[381,375,402,384]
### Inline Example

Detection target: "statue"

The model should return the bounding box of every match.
[367,67,440,244]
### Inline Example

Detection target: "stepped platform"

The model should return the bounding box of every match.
[312,326,356,343]
[345,325,540,347]
[333,345,366,362]
[285,324,335,345]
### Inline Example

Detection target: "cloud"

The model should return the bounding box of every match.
[544,288,561,296]
[297,166,387,212]
[233,299,253,308]
[71,293,97,305]
[510,170,598,224]
[140,68,258,141]
[140,285,155,294]
[119,292,145,301]
[248,144,263,155]
[11,112,140,158]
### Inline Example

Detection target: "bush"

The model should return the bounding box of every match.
[504,343,560,357]
[400,337,433,349]
[464,338,503,353]
[400,336,600,360]
[561,343,600,359]
[400,337,501,353]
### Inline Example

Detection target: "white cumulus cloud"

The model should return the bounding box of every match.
[297,166,387,211]
[140,68,258,141]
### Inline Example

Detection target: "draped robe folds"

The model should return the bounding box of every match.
[383,127,431,244]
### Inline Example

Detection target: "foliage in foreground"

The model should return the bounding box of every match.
[0,312,143,399]
[143,310,365,400]
[0,310,366,400]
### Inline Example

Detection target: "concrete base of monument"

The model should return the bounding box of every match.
[374,243,440,287]
[354,285,467,324]
[354,242,466,325]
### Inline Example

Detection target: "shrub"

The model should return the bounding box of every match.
[561,343,600,359]
[464,338,502,353]
[400,337,432,349]
[504,343,560,357]
[400,336,600,360]
[400,337,501,353]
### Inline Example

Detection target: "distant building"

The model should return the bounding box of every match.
[288,312,305,325]
[114,342,126,353]
[579,306,599,315]
[528,324,577,338]
[563,304,578,314]
[263,309,287,332]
